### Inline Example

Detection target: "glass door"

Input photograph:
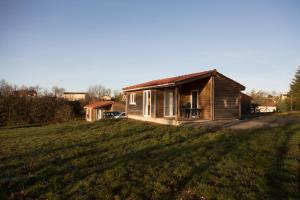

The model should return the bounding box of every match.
[164,90,176,117]
[143,90,151,116]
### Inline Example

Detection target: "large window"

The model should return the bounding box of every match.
[143,90,151,116]
[164,89,176,117]
[129,93,136,105]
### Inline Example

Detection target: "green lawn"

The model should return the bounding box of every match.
[0,117,299,199]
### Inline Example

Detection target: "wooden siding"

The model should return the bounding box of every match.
[126,90,155,117]
[199,78,213,119]
[241,93,251,115]
[151,89,156,117]
[156,89,164,118]
[214,74,241,120]
[127,91,143,116]
[112,102,125,112]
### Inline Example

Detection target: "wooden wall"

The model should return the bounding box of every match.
[126,89,165,118]
[214,74,241,120]
[241,93,251,115]
[199,78,213,119]
[156,89,164,118]
[126,91,143,116]
[151,89,156,118]
[112,102,125,112]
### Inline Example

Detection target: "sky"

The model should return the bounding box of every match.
[0,0,299,94]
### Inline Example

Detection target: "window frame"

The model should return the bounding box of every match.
[129,93,136,105]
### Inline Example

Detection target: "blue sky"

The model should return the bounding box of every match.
[0,0,299,93]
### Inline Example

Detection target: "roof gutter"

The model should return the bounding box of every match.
[123,83,176,92]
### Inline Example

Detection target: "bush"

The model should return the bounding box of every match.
[54,104,74,122]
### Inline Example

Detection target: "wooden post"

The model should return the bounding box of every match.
[211,76,215,120]
[125,92,128,116]
[153,89,157,118]
[238,92,242,119]
[175,87,180,121]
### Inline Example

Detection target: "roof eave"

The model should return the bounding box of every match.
[123,83,176,92]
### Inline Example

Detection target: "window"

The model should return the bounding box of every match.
[164,89,176,117]
[129,93,136,105]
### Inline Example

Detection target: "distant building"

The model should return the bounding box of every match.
[14,90,37,97]
[63,92,87,101]
[256,99,277,113]
[100,95,112,101]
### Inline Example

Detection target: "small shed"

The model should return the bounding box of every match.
[84,101,125,122]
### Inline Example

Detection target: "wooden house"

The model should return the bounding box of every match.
[84,101,125,122]
[123,69,246,125]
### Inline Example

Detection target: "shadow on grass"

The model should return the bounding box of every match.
[0,123,42,130]
[1,121,300,199]
[63,128,259,199]
[266,125,299,199]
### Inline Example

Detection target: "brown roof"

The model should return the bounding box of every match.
[123,69,245,91]
[84,101,114,109]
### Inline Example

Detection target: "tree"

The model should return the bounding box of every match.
[52,86,65,97]
[112,90,125,102]
[87,85,111,99]
[0,79,14,96]
[249,89,268,105]
[290,66,300,110]
[54,104,74,122]
[0,80,81,125]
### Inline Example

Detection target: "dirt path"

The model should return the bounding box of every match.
[184,113,300,130]
[227,114,300,130]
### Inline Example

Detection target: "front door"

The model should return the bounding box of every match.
[143,90,151,116]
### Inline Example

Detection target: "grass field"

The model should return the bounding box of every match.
[0,115,299,199]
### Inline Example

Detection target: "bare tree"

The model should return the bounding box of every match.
[52,86,65,98]
[113,90,125,102]
[0,79,14,96]
[87,85,111,99]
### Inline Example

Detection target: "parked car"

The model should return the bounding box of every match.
[103,112,126,119]
[114,112,127,119]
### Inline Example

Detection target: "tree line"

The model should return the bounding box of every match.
[0,80,124,126]
[289,66,300,111]
[249,66,300,112]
